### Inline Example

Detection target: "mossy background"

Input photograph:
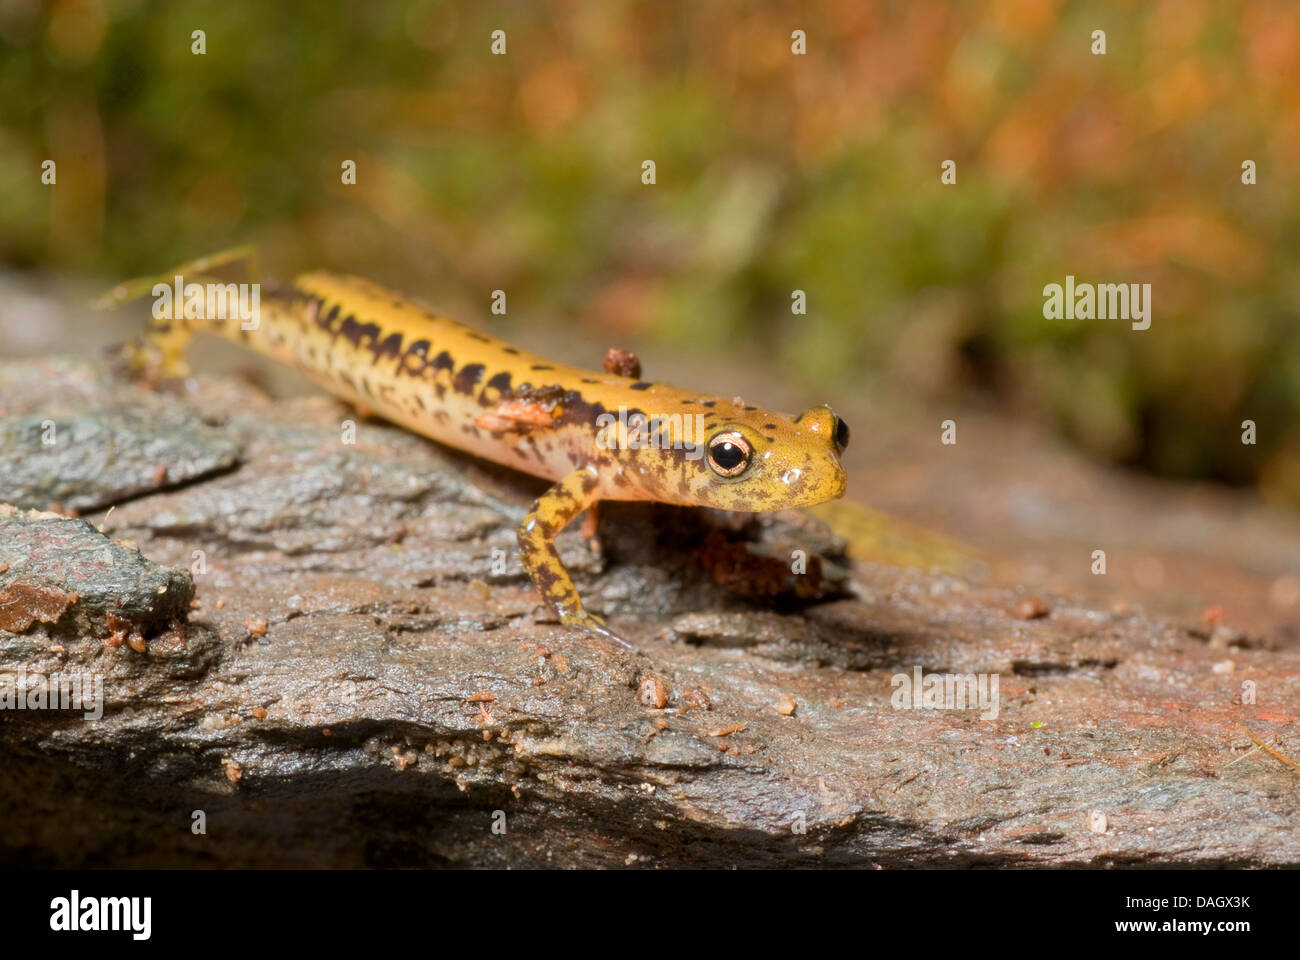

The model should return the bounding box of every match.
[2,0,1299,503]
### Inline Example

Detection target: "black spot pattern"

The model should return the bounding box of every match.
[452,363,485,395]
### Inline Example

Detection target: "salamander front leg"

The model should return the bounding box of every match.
[518,466,631,649]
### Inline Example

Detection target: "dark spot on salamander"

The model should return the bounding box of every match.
[528,562,560,593]
[317,303,341,337]
[431,351,455,373]
[580,378,599,384]
[401,339,431,376]
[486,370,512,393]
[340,314,382,350]
[629,381,652,390]
[531,364,554,371]
[763,423,777,429]
[503,347,519,355]
[453,363,485,396]
[510,384,609,430]
[371,331,404,365]
[468,332,491,343]
[702,400,716,408]
[681,399,694,405]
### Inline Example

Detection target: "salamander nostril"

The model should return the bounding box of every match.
[833,414,850,454]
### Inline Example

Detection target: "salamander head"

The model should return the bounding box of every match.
[657,402,849,511]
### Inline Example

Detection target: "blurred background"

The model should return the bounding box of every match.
[2,0,1299,637]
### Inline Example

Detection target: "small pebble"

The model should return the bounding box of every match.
[1012,595,1050,620]
[681,687,712,711]
[638,674,670,709]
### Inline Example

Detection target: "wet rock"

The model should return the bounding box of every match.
[1,356,1298,868]
[0,401,241,512]
[0,504,195,640]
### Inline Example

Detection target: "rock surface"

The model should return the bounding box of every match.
[1,357,1297,867]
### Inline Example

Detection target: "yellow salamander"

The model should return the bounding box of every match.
[103,252,849,646]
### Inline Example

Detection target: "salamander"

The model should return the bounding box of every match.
[105,253,850,646]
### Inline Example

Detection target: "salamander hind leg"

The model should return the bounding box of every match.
[95,246,262,384]
[517,466,632,650]
[113,320,194,383]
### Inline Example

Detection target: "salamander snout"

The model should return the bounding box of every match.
[778,404,848,505]
[796,404,849,456]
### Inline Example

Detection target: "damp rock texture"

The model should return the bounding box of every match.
[1,356,1297,868]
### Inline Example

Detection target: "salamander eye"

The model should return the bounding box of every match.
[706,431,753,478]
[833,414,850,454]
